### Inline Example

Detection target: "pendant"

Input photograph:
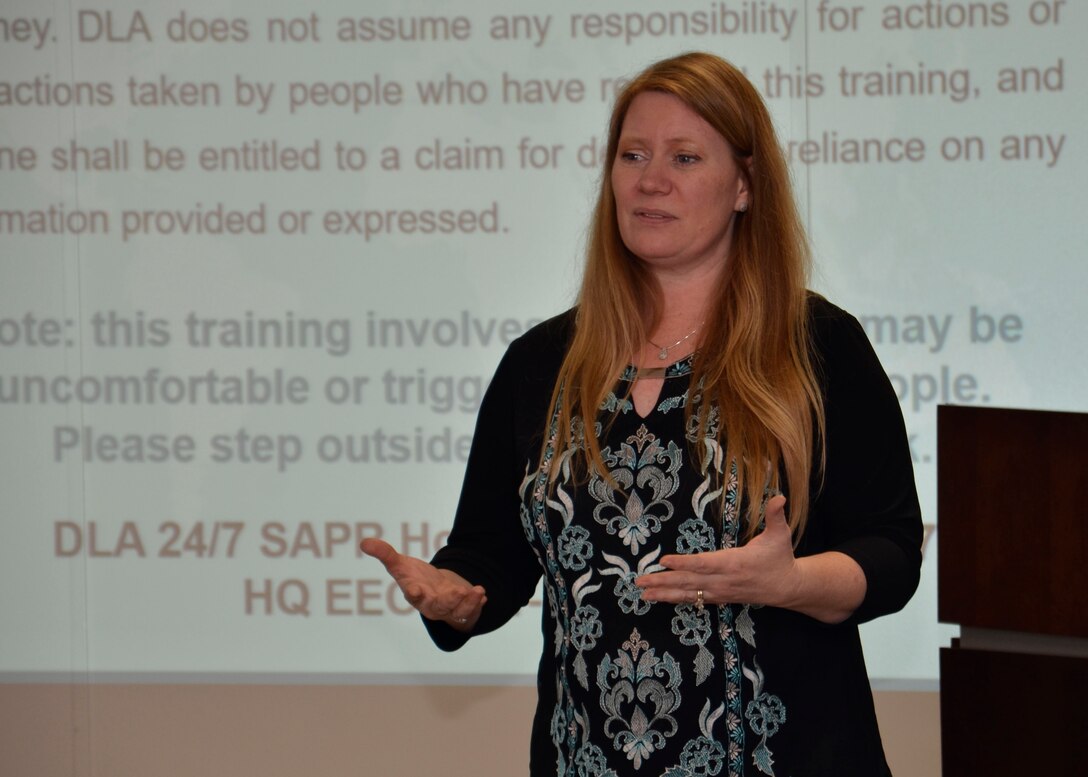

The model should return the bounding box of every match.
[658,347,669,360]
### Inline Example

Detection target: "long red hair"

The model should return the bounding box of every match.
[549,52,824,540]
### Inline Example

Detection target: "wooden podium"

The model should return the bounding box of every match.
[937,405,1088,775]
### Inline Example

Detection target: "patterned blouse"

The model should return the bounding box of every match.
[428,298,922,777]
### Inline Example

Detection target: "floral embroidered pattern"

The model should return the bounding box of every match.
[662,700,729,777]
[571,570,604,689]
[522,362,787,777]
[743,660,785,776]
[572,706,620,777]
[657,392,686,414]
[676,518,716,555]
[597,628,683,769]
[559,525,594,571]
[600,548,664,616]
[671,604,715,685]
[601,391,634,414]
[590,425,682,553]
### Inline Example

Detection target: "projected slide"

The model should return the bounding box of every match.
[1,0,1083,682]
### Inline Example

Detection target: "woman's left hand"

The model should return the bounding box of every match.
[635,494,801,610]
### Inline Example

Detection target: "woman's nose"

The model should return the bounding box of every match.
[637,157,671,194]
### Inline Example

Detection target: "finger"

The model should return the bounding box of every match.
[443,584,475,615]
[402,581,429,607]
[410,583,455,617]
[450,590,488,623]
[360,538,399,568]
[634,570,699,592]
[638,585,705,605]
[422,583,486,621]
[754,497,791,544]
[362,540,429,590]
[634,570,670,589]
[446,592,487,631]
[430,589,470,620]
[658,553,715,573]
[765,494,788,526]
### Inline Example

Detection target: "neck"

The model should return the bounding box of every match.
[640,293,710,367]
[635,252,728,366]
[648,264,721,341]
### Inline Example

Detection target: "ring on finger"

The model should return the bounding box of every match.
[695,589,704,612]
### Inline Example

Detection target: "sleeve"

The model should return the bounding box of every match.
[423,336,546,651]
[804,300,924,625]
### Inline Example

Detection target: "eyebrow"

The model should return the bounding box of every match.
[616,134,704,145]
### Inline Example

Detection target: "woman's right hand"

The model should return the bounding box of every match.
[360,538,487,632]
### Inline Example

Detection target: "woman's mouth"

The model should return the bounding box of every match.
[634,209,676,222]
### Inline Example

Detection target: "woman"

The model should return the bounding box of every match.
[363,52,922,776]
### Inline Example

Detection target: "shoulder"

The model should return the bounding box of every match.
[510,308,576,353]
[499,307,577,378]
[479,308,575,429]
[807,292,861,338]
[803,292,900,418]
[458,311,576,469]
[805,292,876,367]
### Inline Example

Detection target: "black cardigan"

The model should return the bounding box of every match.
[428,296,922,776]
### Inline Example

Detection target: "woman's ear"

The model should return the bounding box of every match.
[735,158,753,213]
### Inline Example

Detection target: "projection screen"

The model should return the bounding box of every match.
[1,0,1084,688]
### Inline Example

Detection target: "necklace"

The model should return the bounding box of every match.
[648,325,700,360]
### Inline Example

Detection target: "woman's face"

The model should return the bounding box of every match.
[611,91,748,279]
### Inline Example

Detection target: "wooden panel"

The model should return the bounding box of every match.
[937,405,1088,637]
[940,646,1088,776]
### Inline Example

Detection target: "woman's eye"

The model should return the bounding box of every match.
[676,153,699,165]
[620,151,644,162]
